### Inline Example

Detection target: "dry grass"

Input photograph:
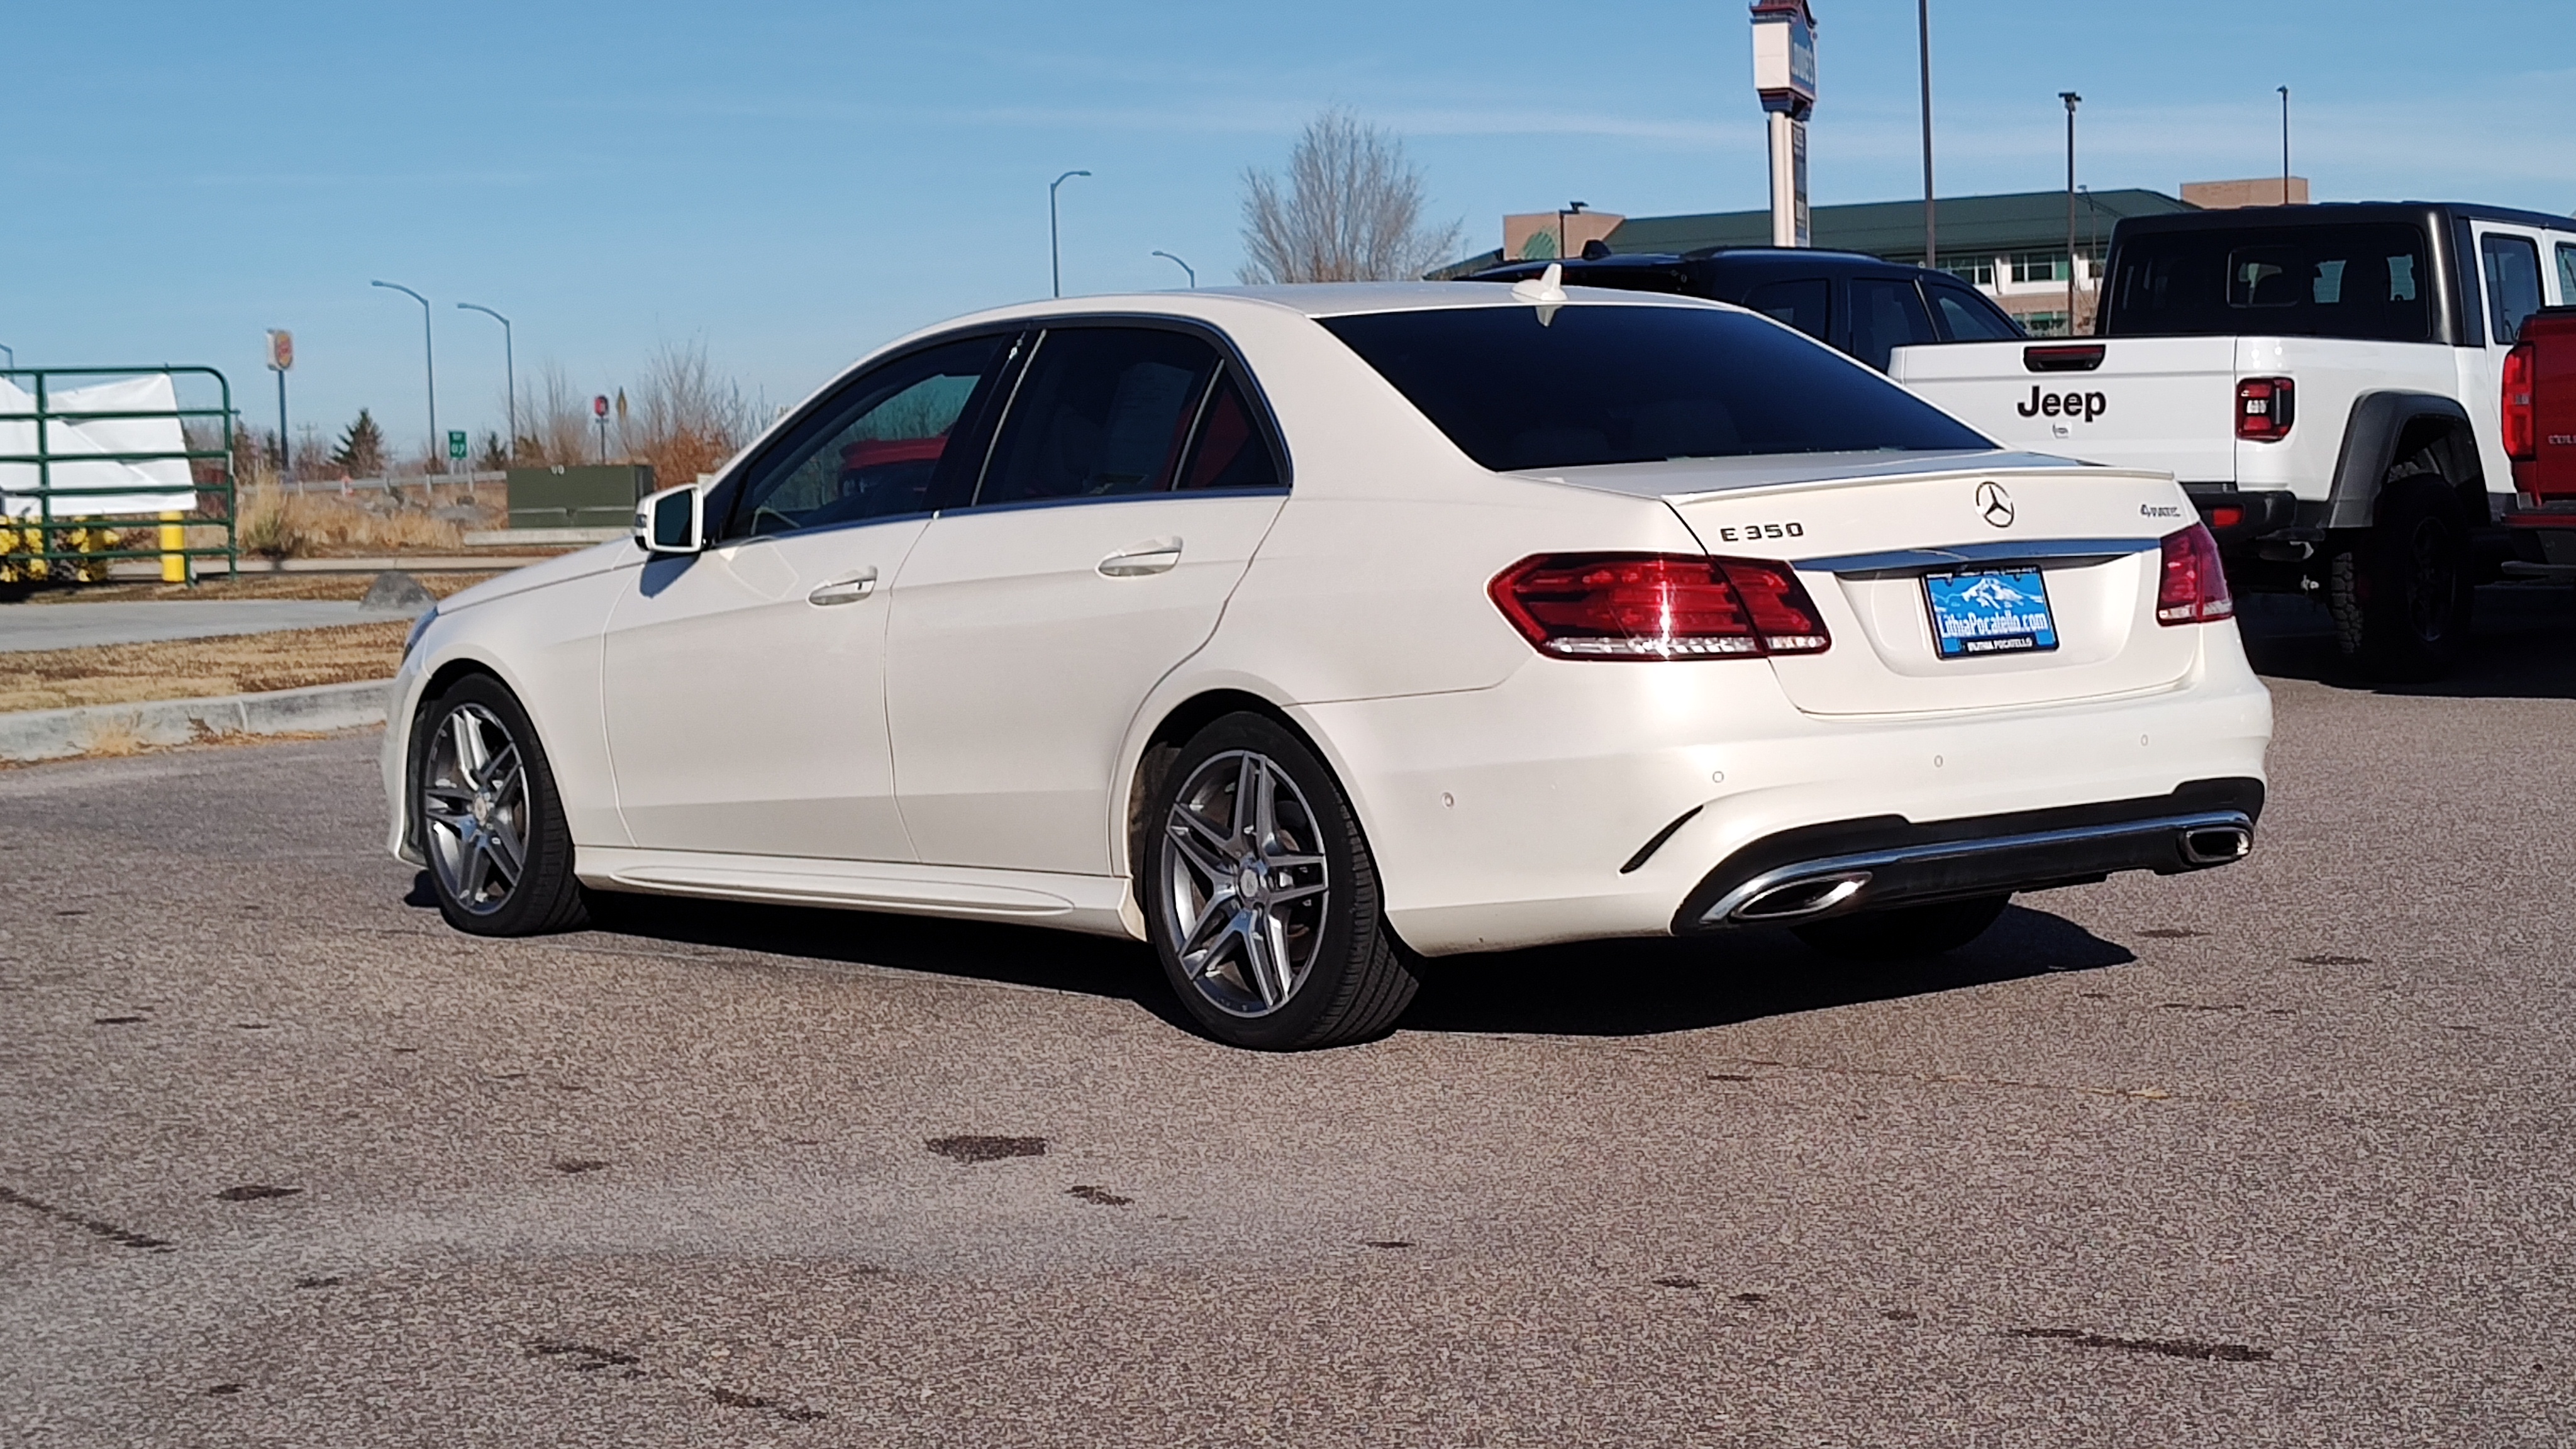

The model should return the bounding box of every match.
[1,621,409,713]
[74,713,150,757]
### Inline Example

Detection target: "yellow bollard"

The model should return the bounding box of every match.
[159,511,186,583]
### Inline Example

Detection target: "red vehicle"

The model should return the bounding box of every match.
[2504,307,2576,572]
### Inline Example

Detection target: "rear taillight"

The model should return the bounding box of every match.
[2236,377,2295,441]
[1490,553,1831,660]
[2155,524,2234,625]
[2504,342,2537,462]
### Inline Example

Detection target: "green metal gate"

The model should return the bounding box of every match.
[0,365,238,586]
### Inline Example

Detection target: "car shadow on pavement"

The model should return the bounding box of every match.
[1399,903,2136,1038]
[494,877,2132,1042]
[553,886,1195,1029]
[2238,584,2576,700]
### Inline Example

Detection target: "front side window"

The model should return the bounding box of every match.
[1319,304,1990,474]
[2105,223,2432,341]
[1847,277,1938,370]
[978,328,1224,506]
[1926,280,2023,341]
[1740,278,1831,342]
[2482,232,2544,344]
[719,335,1005,540]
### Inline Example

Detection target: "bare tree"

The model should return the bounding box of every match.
[1238,110,1465,284]
[515,361,597,465]
[618,338,755,486]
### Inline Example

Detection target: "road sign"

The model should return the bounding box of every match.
[592,394,609,419]
[267,330,294,371]
[448,430,468,461]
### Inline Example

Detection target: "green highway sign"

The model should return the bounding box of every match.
[448,430,467,460]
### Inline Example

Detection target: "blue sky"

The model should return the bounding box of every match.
[5,0,2570,455]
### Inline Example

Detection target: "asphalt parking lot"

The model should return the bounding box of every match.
[4,587,2573,1446]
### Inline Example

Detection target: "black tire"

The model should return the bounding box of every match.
[412,674,591,936]
[1793,895,2009,962]
[2327,457,2472,681]
[1140,712,1419,1050]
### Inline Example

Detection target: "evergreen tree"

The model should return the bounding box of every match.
[475,430,509,471]
[331,409,387,477]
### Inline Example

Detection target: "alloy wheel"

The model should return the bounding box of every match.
[1160,750,1332,1018]
[420,702,529,916]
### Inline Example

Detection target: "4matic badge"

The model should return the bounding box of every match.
[1974,480,2015,528]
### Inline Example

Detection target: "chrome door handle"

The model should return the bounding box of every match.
[1098,538,1182,577]
[807,569,878,606]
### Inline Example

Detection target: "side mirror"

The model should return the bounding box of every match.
[635,484,703,554]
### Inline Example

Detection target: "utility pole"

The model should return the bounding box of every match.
[458,303,514,463]
[370,280,436,472]
[2279,86,2292,205]
[1918,0,1935,267]
[1050,170,1091,298]
[2060,92,2081,333]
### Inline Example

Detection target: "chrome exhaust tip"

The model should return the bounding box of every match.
[1728,870,1872,923]
[2178,824,2251,866]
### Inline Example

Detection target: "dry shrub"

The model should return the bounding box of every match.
[236,480,464,558]
[74,713,150,757]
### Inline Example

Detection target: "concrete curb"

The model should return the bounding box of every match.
[0,679,392,763]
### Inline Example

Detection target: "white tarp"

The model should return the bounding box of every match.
[0,374,199,519]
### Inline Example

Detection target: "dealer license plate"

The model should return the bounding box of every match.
[1923,567,2058,658]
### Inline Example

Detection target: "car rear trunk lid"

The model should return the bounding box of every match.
[1527,453,2208,716]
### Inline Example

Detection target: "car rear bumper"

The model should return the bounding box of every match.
[1671,778,2260,933]
[1298,630,2273,957]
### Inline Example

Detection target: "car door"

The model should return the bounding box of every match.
[599,332,1014,860]
[884,322,1289,875]
[2471,226,2548,510]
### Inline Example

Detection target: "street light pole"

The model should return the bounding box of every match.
[1150,250,1196,288]
[2059,92,2082,334]
[2278,86,2292,205]
[370,280,436,472]
[0,343,14,370]
[1050,170,1091,298]
[1918,0,1936,267]
[457,303,514,464]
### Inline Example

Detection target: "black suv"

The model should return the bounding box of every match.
[1460,248,2024,371]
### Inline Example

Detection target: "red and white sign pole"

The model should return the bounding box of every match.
[1750,0,1818,248]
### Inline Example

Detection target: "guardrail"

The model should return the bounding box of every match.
[0,365,236,586]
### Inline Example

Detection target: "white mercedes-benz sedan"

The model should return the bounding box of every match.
[384,278,2271,1049]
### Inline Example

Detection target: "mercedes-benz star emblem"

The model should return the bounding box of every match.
[1975,480,2016,528]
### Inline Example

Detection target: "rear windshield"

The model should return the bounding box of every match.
[1319,304,1990,472]
[2103,223,2433,341]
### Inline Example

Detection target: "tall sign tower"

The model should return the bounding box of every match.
[1749,0,1818,247]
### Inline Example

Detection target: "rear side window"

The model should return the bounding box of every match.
[1925,280,2023,341]
[979,328,1221,505]
[1740,278,1831,342]
[2559,243,2576,304]
[1847,278,1939,370]
[2482,233,2544,343]
[1319,304,1990,473]
[1175,366,1283,492]
[2104,223,2432,341]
